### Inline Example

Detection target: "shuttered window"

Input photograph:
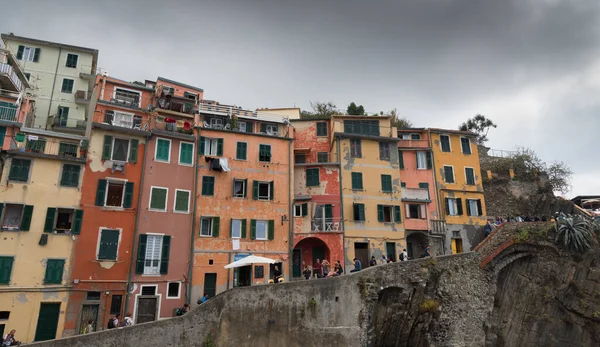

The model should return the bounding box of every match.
[149,187,168,211]
[351,172,363,190]
[306,168,320,187]
[353,204,365,221]
[60,164,81,187]
[440,135,451,152]
[201,177,215,196]
[259,144,271,162]
[398,150,404,169]
[174,190,190,213]
[443,166,455,183]
[381,175,392,192]
[461,137,472,154]
[44,259,65,284]
[179,142,194,165]
[465,167,476,185]
[236,142,247,160]
[143,235,162,275]
[8,158,31,182]
[98,229,120,260]
[0,256,14,284]
[155,138,171,162]
[316,122,328,136]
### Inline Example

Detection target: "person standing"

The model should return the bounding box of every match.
[321,259,330,277]
[313,259,323,278]
[423,245,431,257]
[84,320,94,334]
[2,329,20,346]
[484,221,493,237]
[380,254,387,265]
[400,249,408,261]
[107,313,120,329]
[273,266,283,283]
[121,313,133,327]
[350,258,362,272]
[369,256,377,267]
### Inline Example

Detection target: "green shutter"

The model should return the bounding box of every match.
[98,229,119,260]
[466,199,472,216]
[301,203,308,216]
[198,136,205,155]
[426,151,433,169]
[381,175,392,192]
[16,46,24,59]
[252,181,258,200]
[456,198,463,215]
[325,204,333,219]
[129,139,139,163]
[418,182,429,189]
[398,150,404,169]
[269,181,274,200]
[160,236,171,274]
[123,182,134,208]
[216,139,223,156]
[151,188,167,210]
[229,219,233,237]
[236,142,247,160]
[244,179,248,198]
[394,206,401,223]
[377,205,384,222]
[44,259,64,284]
[477,200,483,216]
[102,135,113,160]
[268,220,275,240]
[202,177,214,196]
[156,139,170,161]
[212,217,220,237]
[20,205,33,231]
[175,190,189,212]
[95,179,107,206]
[33,48,41,62]
[0,257,14,284]
[351,172,363,190]
[445,198,450,216]
[359,204,365,221]
[241,219,247,238]
[71,209,84,234]
[250,220,256,240]
[0,204,4,227]
[306,168,320,186]
[44,208,56,233]
[135,235,147,274]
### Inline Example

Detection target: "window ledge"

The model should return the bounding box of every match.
[172,210,190,214]
[178,163,194,167]
[102,206,126,211]
[199,235,213,238]
[141,274,161,277]
[93,259,120,263]
[148,209,167,213]
[154,159,170,164]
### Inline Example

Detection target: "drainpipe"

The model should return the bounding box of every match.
[335,137,346,272]
[287,136,294,280]
[100,72,107,100]
[46,47,62,128]
[428,130,445,255]
[187,129,200,304]
[124,133,151,315]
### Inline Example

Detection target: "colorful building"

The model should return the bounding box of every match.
[191,103,293,300]
[428,128,486,254]
[331,115,403,270]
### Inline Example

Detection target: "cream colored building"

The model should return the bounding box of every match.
[1,33,98,132]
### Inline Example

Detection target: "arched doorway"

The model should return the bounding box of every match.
[292,237,331,279]
[406,232,429,259]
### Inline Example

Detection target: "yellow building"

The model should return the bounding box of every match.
[0,131,86,342]
[331,115,403,270]
[428,128,486,254]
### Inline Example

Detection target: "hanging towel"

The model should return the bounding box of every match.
[219,158,231,172]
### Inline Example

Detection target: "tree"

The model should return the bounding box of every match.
[300,101,338,119]
[459,114,497,145]
[346,102,365,115]
[547,161,573,194]
[388,108,413,129]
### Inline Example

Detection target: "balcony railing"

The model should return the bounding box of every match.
[311,217,343,232]
[199,103,255,117]
[104,110,145,130]
[110,95,141,109]
[75,90,91,103]
[401,187,430,201]
[157,119,194,135]
[50,116,86,130]
[156,97,194,115]
[0,63,22,92]
[0,105,18,122]
[397,139,429,148]
[17,137,84,159]
[431,219,447,235]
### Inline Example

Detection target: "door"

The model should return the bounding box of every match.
[78,304,99,334]
[312,247,325,264]
[0,126,6,149]
[354,242,369,269]
[386,242,397,262]
[292,249,302,278]
[237,265,252,287]
[203,273,217,298]
[451,239,463,254]
[136,298,157,324]
[34,303,61,341]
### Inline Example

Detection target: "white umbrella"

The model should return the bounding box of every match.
[224,255,277,269]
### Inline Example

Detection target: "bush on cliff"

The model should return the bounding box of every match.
[555,214,595,253]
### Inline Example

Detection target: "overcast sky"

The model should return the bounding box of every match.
[3,0,599,197]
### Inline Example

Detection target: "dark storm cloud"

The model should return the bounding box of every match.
[1,0,599,195]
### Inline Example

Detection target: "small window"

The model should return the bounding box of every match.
[236,142,247,160]
[399,134,410,140]
[233,179,246,198]
[61,79,74,93]
[379,142,390,161]
[1,204,32,231]
[238,121,247,132]
[317,152,329,163]
[306,168,320,187]
[18,46,38,62]
[209,117,224,128]
[110,295,122,315]
[416,151,427,170]
[444,166,455,183]
[257,182,271,200]
[398,150,404,169]
[24,72,31,81]
[316,122,328,136]
[202,138,222,156]
[467,199,482,216]
[167,282,181,298]
[440,135,451,152]
[55,208,75,232]
[259,144,271,162]
[174,190,190,213]
[351,172,363,190]
[255,220,268,240]
[295,154,306,164]
[200,217,213,237]
[105,181,126,207]
[381,174,392,192]
[401,182,406,188]
[60,164,81,187]
[65,53,78,68]
[465,167,476,185]
[382,206,393,223]
[179,142,194,166]
[183,91,198,101]
[378,205,401,223]
[261,123,278,136]
[410,133,421,140]
[418,182,429,189]
[44,259,65,284]
[9,158,31,182]
[446,198,462,216]
[350,139,362,158]
[353,203,365,221]
[407,204,426,219]
[231,219,242,238]
[201,177,215,196]
[155,138,171,162]
[294,205,302,217]
[141,285,157,295]
[461,137,472,155]
[112,138,130,161]
[114,88,141,108]
[98,229,120,260]
[86,291,101,301]
[149,187,168,211]
[143,235,163,275]
[0,257,14,284]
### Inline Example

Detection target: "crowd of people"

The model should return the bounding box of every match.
[483,215,555,237]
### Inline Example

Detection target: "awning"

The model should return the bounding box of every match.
[294,195,312,201]
[224,255,278,269]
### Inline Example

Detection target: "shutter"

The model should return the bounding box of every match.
[477,199,483,216]
[33,48,41,62]
[198,136,205,155]
[123,182,134,208]
[102,135,113,160]
[269,181,274,200]
[231,178,236,197]
[160,236,171,274]
[129,139,139,163]
[229,218,233,237]
[377,205,384,222]
[0,257,13,284]
[325,204,333,219]
[380,175,385,191]
[44,261,55,283]
[301,203,308,216]
[246,122,253,133]
[394,206,401,223]
[212,217,220,237]
[398,150,404,169]
[268,220,275,240]
[261,123,267,133]
[456,198,463,215]
[466,200,471,216]
[95,179,107,206]
[216,139,223,156]
[71,209,84,235]
[359,204,365,221]
[17,45,24,59]
[44,208,56,233]
[426,151,432,169]
[445,198,450,216]
[135,235,147,274]
[250,220,256,240]
[241,219,247,238]
[244,179,248,198]
[252,181,258,200]
[0,204,3,229]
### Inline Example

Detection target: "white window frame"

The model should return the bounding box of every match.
[113,87,142,108]
[460,136,472,155]
[464,166,476,185]
[257,182,271,201]
[416,151,427,170]
[443,165,455,184]
[382,205,394,223]
[209,117,224,128]
[61,78,74,94]
[173,189,191,214]
[154,138,172,163]
[111,137,130,162]
[440,134,452,152]
[238,121,247,132]
[143,234,164,275]
[104,178,127,208]
[166,281,182,299]
[448,198,459,216]
[406,204,426,219]
[204,138,219,156]
[149,186,169,212]
[467,199,479,216]
[294,205,302,217]
[65,52,79,68]
[258,144,272,163]
[21,46,36,62]
[233,179,246,198]
[200,217,213,237]
[113,111,135,129]
[231,219,242,239]
[255,220,268,240]
[1,203,26,231]
[95,227,122,261]
[399,134,410,140]
[178,141,195,166]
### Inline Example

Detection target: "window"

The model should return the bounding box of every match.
[316,122,328,136]
[233,179,247,198]
[1,204,33,231]
[113,88,141,108]
[377,205,401,223]
[0,256,14,284]
[236,142,247,160]
[98,229,120,260]
[343,120,379,136]
[44,259,65,284]
[65,53,78,68]
[461,137,472,154]
[254,181,273,201]
[183,91,198,101]
[103,180,127,207]
[306,168,320,187]
[174,189,190,213]
[381,174,392,192]
[416,151,427,169]
[294,203,308,217]
[446,198,463,216]
[58,142,78,157]
[111,111,134,128]
[401,182,406,187]
[209,117,224,128]
[466,199,482,216]
[201,177,215,196]
[60,164,81,187]
[443,166,455,183]
[398,150,404,169]
[57,106,69,126]
[200,217,220,237]
[418,182,429,189]
[55,208,75,232]
[143,235,163,275]
[167,282,181,298]
[24,72,30,80]
[102,136,138,163]
[407,204,426,219]
[200,137,223,156]
[112,138,130,161]
[110,295,123,315]
[440,135,451,152]
[294,154,306,164]
[399,134,410,140]
[231,219,243,238]
[411,133,421,140]
[155,138,171,162]
[465,167,476,185]
[379,142,390,161]
[317,152,329,163]
[238,121,247,132]
[43,207,84,234]
[350,139,362,158]
[8,158,31,182]
[179,142,194,166]
[16,45,39,62]
[255,220,268,240]
[61,79,74,93]
[351,172,363,190]
[149,187,168,211]
[259,144,271,162]
[353,203,365,221]
[141,286,157,295]
[261,123,279,136]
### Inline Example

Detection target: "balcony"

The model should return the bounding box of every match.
[431,219,447,235]
[110,94,141,109]
[404,218,429,231]
[11,136,85,162]
[155,118,194,136]
[0,104,18,123]
[156,96,195,117]
[74,90,91,104]
[199,103,255,117]
[0,63,23,92]
[397,138,430,149]
[401,187,430,202]
[49,116,86,133]
[311,217,343,232]
[104,110,144,130]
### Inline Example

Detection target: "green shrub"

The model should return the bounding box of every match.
[555,214,595,253]
[419,299,440,313]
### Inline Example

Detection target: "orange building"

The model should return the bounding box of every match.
[191,103,293,299]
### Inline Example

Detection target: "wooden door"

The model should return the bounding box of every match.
[204,273,217,298]
[34,303,61,341]
[136,298,157,324]
[292,249,302,278]
[354,242,369,269]
[386,242,397,262]
[79,304,99,334]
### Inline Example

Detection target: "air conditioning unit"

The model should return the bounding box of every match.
[112,161,126,173]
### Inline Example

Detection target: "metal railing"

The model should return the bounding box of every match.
[0,105,18,122]
[18,137,83,159]
[51,116,86,129]
[199,103,255,117]
[487,149,517,158]
[0,63,23,91]
[311,217,343,232]
[157,119,194,135]
[156,98,194,115]
[397,139,429,148]
[75,90,91,102]
[103,110,145,130]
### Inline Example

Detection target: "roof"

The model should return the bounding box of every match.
[290,117,331,122]
[571,195,600,201]
[105,76,154,91]
[1,33,98,56]
[397,128,425,132]
[157,77,204,93]
[428,128,477,137]
[257,107,301,111]
[333,114,391,119]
